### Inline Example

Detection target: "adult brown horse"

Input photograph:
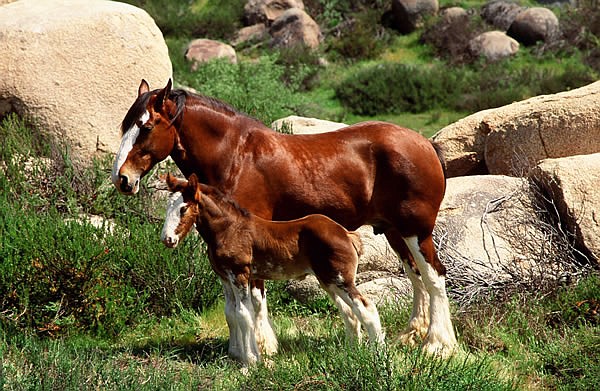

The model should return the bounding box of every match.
[112,79,457,357]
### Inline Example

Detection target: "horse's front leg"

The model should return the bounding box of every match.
[251,279,278,357]
[221,278,243,361]
[230,273,261,366]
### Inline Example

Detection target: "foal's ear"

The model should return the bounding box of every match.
[138,79,150,96]
[188,174,202,202]
[154,78,172,112]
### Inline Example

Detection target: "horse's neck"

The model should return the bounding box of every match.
[172,106,258,185]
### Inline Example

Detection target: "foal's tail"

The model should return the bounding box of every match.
[431,141,447,179]
[348,231,364,258]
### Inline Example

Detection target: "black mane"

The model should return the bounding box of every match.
[121,88,262,136]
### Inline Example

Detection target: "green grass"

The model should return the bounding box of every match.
[1,2,599,389]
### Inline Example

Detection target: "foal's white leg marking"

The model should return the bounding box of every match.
[403,236,457,357]
[324,287,362,342]
[329,285,385,346]
[111,110,149,187]
[222,279,243,361]
[160,192,185,246]
[395,254,430,346]
[250,285,278,357]
[229,276,260,365]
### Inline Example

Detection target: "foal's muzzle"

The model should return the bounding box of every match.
[162,236,179,248]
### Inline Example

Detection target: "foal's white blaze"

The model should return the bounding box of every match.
[111,110,150,188]
[161,191,185,248]
[403,236,457,356]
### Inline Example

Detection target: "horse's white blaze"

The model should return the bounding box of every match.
[403,236,457,356]
[111,110,149,186]
[161,191,185,247]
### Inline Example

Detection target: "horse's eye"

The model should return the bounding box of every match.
[179,206,187,216]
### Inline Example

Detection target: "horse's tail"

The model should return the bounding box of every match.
[431,140,447,179]
[348,231,364,258]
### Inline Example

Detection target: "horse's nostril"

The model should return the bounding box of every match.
[119,175,133,193]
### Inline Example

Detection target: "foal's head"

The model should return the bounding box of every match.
[161,173,201,248]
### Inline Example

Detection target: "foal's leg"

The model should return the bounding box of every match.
[403,235,457,357]
[221,279,243,361]
[328,284,385,346]
[321,284,362,342]
[385,231,430,345]
[250,280,278,356]
[230,276,261,365]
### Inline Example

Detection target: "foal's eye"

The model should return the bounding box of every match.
[179,206,187,216]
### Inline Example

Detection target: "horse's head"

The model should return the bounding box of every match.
[161,173,201,248]
[112,79,181,195]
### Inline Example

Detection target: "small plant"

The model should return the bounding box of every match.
[326,9,391,62]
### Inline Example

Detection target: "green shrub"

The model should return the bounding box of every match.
[335,54,598,116]
[183,56,306,125]
[0,115,222,336]
[326,9,391,61]
[335,62,466,115]
[120,0,245,39]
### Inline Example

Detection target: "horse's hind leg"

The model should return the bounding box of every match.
[327,284,385,346]
[321,283,362,342]
[385,231,430,345]
[403,235,457,357]
[250,280,278,357]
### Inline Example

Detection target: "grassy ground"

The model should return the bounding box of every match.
[2,1,599,389]
[0,112,598,391]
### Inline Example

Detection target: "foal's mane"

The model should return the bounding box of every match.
[197,183,251,219]
[121,88,262,135]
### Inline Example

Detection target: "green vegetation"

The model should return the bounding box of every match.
[1,1,599,389]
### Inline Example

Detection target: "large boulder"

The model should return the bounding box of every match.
[530,154,600,264]
[269,7,321,49]
[391,0,439,34]
[468,30,519,62]
[271,115,347,134]
[432,81,600,177]
[185,39,237,71]
[434,175,572,304]
[431,108,495,177]
[0,0,172,162]
[507,7,559,46]
[484,81,600,175]
[480,0,524,30]
[244,0,304,26]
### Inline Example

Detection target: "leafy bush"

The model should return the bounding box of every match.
[335,55,598,115]
[335,62,466,115]
[326,9,391,61]
[121,0,245,39]
[181,56,307,125]
[0,116,222,336]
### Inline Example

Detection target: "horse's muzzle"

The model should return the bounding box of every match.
[117,174,139,195]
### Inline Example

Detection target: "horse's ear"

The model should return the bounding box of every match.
[165,172,177,191]
[154,78,172,112]
[138,79,150,96]
[165,173,186,192]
